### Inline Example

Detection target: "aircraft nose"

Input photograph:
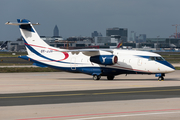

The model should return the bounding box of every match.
[158,60,175,73]
[165,61,175,73]
[168,67,175,72]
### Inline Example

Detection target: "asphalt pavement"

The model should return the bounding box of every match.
[0,86,180,106]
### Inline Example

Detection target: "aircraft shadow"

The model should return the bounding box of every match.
[57,78,179,81]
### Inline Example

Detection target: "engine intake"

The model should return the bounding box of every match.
[90,55,118,65]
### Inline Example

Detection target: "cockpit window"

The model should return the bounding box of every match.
[149,57,156,61]
[149,57,165,61]
[155,57,165,61]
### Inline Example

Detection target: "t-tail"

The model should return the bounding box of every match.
[5,19,56,56]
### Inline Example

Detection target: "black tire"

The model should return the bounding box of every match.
[107,76,114,80]
[158,76,164,81]
[93,75,101,80]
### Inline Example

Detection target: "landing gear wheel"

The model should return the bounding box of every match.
[158,76,164,81]
[107,76,114,80]
[93,75,101,80]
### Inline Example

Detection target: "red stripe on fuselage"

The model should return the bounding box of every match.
[61,52,69,60]
[25,43,59,51]
[25,43,69,61]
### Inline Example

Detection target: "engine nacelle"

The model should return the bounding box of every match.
[90,55,118,65]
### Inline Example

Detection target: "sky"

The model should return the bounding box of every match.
[1,0,180,41]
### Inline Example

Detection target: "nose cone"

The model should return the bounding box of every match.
[167,65,175,73]
[157,60,175,73]
[162,61,175,73]
[166,61,175,71]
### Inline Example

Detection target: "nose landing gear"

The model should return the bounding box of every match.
[156,73,165,81]
[158,76,164,81]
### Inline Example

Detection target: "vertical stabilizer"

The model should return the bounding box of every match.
[17,19,50,55]
[116,40,123,48]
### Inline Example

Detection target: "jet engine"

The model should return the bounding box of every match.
[90,55,118,65]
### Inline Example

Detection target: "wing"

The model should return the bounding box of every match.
[58,40,122,56]
[59,49,114,56]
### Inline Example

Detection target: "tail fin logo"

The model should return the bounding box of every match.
[17,19,35,32]
[116,40,123,48]
[20,24,35,32]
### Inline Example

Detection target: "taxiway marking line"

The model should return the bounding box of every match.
[1,88,180,99]
[69,111,180,120]
[16,108,180,120]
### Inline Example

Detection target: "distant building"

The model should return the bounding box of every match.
[138,34,146,43]
[106,27,128,42]
[41,36,63,41]
[129,31,136,42]
[146,38,180,48]
[94,36,111,45]
[7,41,25,52]
[91,31,102,38]
[94,36,120,48]
[53,25,59,37]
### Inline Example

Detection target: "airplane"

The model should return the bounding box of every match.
[116,40,123,48]
[0,41,8,50]
[6,19,175,81]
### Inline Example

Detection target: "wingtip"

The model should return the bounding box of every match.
[5,21,10,25]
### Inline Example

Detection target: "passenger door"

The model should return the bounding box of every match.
[71,58,76,70]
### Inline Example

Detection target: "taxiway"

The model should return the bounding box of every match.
[0,71,180,120]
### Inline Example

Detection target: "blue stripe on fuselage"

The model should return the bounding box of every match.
[137,55,175,70]
[136,55,150,59]
[155,60,175,70]
[19,55,149,76]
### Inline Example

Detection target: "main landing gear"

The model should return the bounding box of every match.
[93,75,115,80]
[93,75,101,80]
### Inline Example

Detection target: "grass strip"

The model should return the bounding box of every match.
[175,67,180,70]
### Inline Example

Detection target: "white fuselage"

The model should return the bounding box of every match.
[27,48,175,76]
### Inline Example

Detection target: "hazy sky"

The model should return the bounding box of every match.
[1,0,180,41]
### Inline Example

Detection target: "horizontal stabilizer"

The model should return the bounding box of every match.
[5,22,40,26]
[33,63,48,68]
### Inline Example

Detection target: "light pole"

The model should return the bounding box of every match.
[157,36,159,49]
